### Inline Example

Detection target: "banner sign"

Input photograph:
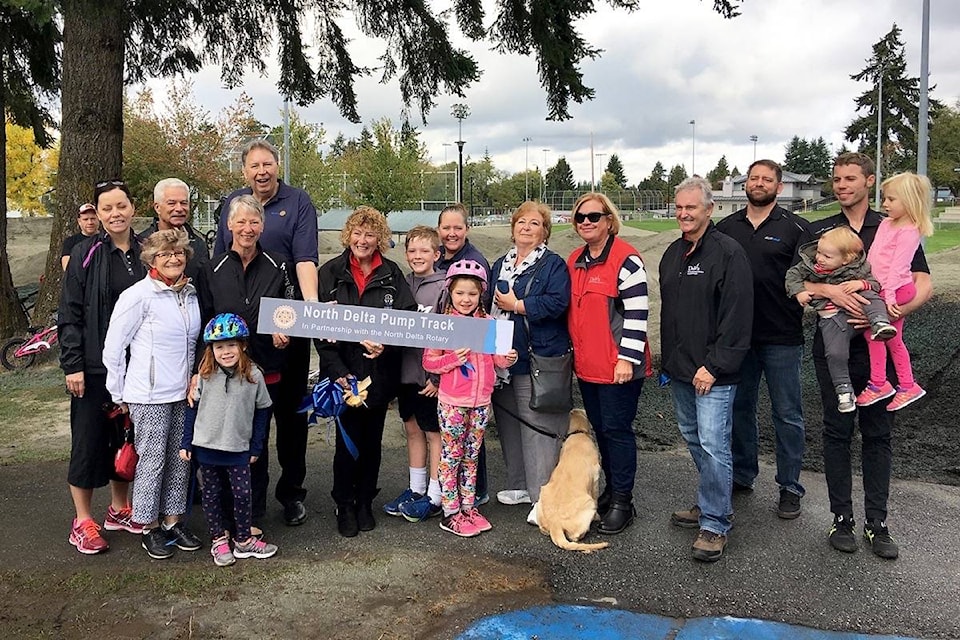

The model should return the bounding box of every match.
[257,297,515,355]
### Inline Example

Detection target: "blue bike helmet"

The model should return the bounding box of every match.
[203,313,250,343]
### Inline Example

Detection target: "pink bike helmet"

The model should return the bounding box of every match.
[445,259,487,293]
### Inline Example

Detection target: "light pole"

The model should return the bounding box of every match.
[876,66,884,208]
[451,104,470,203]
[596,153,606,190]
[749,135,758,162]
[523,137,532,201]
[541,148,550,201]
[442,142,452,202]
[689,119,696,176]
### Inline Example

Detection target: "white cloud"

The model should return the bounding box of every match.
[145,0,960,187]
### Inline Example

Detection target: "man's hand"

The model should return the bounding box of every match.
[272,333,290,349]
[839,280,864,295]
[692,366,716,395]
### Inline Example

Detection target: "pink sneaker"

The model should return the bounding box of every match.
[855,381,895,407]
[69,518,109,554]
[463,508,492,532]
[439,512,481,538]
[887,385,926,411]
[104,505,144,534]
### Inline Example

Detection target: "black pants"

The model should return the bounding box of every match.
[67,373,119,489]
[813,329,893,522]
[331,404,389,506]
[271,340,310,506]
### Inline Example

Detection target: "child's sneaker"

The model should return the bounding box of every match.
[887,384,926,412]
[864,519,899,559]
[103,505,143,534]
[463,508,492,532]
[439,512,481,538]
[870,320,898,341]
[399,494,442,522]
[837,391,856,413]
[383,488,421,516]
[210,536,235,567]
[233,536,278,559]
[855,381,895,407]
[69,518,109,555]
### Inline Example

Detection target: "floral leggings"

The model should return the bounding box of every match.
[437,401,489,516]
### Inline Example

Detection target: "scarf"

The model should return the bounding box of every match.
[491,242,547,385]
[149,267,190,292]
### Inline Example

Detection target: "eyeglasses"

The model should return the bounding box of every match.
[155,250,186,260]
[574,211,610,224]
[95,180,126,189]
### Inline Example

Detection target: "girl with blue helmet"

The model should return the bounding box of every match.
[180,313,278,566]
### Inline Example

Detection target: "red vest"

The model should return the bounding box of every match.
[567,236,650,384]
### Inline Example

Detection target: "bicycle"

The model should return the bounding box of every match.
[1,315,59,370]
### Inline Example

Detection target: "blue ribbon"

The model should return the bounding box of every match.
[297,377,359,459]
[459,361,475,378]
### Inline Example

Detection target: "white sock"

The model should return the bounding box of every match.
[161,522,174,531]
[410,466,428,495]
[428,478,442,505]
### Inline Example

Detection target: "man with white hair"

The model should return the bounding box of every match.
[660,176,753,562]
[142,178,210,280]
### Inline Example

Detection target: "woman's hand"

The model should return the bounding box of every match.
[179,449,191,462]
[118,402,129,414]
[249,455,259,464]
[65,371,85,398]
[272,333,290,349]
[186,374,199,408]
[419,380,439,398]
[505,349,519,367]
[613,359,633,384]
[361,340,385,359]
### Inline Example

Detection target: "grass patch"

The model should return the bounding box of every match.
[0,364,71,464]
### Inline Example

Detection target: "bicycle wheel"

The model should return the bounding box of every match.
[1,338,36,370]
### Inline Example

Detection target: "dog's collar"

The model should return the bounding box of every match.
[561,429,590,442]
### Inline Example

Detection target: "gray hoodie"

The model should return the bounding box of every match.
[401,271,447,386]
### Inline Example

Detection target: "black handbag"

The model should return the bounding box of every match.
[519,252,573,413]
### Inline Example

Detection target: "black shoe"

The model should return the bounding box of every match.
[829,514,857,553]
[777,490,802,520]
[598,492,635,535]
[864,519,899,559]
[356,502,376,532]
[732,481,754,494]
[336,504,359,538]
[142,528,175,559]
[597,487,612,517]
[164,522,202,551]
[284,500,307,526]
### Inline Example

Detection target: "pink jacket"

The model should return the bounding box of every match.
[423,312,511,408]
[867,218,920,305]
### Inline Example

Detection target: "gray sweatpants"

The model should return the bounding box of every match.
[819,289,890,391]
[491,376,565,504]
[128,401,191,525]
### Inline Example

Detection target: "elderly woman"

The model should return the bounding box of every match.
[567,193,649,535]
[199,194,290,535]
[317,206,416,538]
[103,228,203,559]
[490,202,571,522]
[60,180,148,555]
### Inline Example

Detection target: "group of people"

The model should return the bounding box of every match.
[58,140,930,566]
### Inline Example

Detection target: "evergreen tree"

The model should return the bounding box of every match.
[667,164,689,190]
[783,136,832,177]
[606,154,627,189]
[928,101,960,196]
[844,24,942,176]
[545,156,576,192]
[706,155,730,189]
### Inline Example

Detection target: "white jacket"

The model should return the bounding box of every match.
[104,275,201,404]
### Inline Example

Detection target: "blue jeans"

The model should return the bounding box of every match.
[578,378,644,495]
[672,381,735,535]
[731,345,805,496]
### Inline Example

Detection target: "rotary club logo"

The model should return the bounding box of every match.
[272,305,298,330]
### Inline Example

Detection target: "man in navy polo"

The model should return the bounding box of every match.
[716,159,810,520]
[215,139,319,527]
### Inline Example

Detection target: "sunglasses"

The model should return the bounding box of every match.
[95,180,126,189]
[574,211,610,224]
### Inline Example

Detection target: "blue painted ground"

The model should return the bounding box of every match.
[457,605,920,640]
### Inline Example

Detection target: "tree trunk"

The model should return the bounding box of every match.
[33,0,125,322]
[0,82,31,338]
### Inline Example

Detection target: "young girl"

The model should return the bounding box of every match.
[856,172,934,411]
[180,313,277,566]
[423,260,517,537]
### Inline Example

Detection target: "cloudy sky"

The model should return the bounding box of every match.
[148,0,960,185]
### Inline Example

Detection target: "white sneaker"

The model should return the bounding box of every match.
[497,489,531,505]
[527,502,540,526]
